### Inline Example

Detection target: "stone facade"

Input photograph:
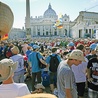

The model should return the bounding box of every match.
[8,28,26,40]
[26,3,74,38]
[71,11,98,38]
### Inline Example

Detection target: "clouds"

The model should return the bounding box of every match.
[90,0,98,4]
[91,0,97,2]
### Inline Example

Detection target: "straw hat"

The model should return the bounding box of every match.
[0,2,14,36]
[16,93,57,98]
[0,58,17,82]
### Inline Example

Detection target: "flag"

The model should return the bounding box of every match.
[1,34,8,41]
[53,13,63,29]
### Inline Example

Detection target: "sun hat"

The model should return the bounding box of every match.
[35,83,45,90]
[11,46,19,54]
[16,93,57,98]
[0,58,17,82]
[66,49,85,62]
[0,2,14,36]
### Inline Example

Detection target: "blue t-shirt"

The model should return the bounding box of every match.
[26,50,32,58]
[28,52,42,72]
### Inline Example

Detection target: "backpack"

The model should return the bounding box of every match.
[5,47,12,58]
[42,71,50,87]
[49,54,59,72]
[36,53,46,69]
[6,51,12,58]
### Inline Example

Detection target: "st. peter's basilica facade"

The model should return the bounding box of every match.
[9,3,98,39]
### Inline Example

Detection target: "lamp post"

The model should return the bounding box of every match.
[43,26,44,36]
[68,22,71,37]
[50,25,51,39]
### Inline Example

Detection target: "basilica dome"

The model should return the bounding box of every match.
[43,3,57,18]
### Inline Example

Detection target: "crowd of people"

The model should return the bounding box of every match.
[0,37,98,98]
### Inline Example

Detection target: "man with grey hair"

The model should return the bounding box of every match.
[0,58,30,98]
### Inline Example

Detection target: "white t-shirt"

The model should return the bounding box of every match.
[0,83,30,98]
[10,54,24,72]
[71,57,88,83]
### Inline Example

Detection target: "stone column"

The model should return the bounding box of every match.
[26,0,31,39]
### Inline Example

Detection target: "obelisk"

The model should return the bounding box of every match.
[26,0,31,39]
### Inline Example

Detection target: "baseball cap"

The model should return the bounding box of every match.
[0,58,17,82]
[67,42,74,47]
[90,43,97,50]
[32,45,40,49]
[95,45,98,52]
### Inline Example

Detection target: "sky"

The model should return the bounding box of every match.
[0,0,98,29]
